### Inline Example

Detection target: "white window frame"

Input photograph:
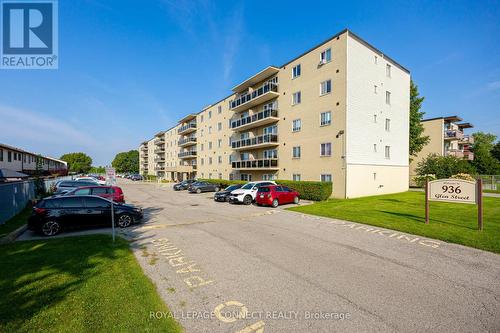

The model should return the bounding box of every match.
[321,174,332,182]
[385,118,391,132]
[292,64,301,79]
[292,174,301,181]
[320,111,331,126]
[292,119,302,132]
[320,79,332,96]
[386,91,391,105]
[386,64,391,78]
[385,146,391,159]
[320,143,332,157]
[320,48,331,64]
[292,146,301,159]
[292,91,301,105]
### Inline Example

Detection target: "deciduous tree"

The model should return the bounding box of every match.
[60,152,92,174]
[409,80,430,160]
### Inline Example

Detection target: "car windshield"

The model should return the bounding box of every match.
[258,187,271,192]
[241,183,255,190]
[225,185,239,191]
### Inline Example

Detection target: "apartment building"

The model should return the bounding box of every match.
[0,143,68,175]
[139,29,410,198]
[409,116,474,176]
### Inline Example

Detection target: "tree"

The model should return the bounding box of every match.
[112,150,139,173]
[416,154,476,179]
[471,132,500,175]
[60,152,92,174]
[409,80,430,160]
[89,166,106,174]
[491,141,500,163]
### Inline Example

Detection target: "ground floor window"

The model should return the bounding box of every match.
[321,174,332,182]
[240,174,252,181]
[292,174,301,181]
[262,174,277,181]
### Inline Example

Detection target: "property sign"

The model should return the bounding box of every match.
[427,179,477,204]
[105,167,116,185]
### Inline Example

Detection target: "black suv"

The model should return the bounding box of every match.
[28,195,143,236]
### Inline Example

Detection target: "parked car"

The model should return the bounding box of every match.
[76,176,106,185]
[54,180,101,194]
[228,181,277,205]
[62,185,125,203]
[188,182,220,194]
[28,195,143,236]
[214,184,243,202]
[255,185,300,208]
[129,174,143,181]
[173,179,196,191]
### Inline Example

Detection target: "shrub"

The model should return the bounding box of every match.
[276,180,332,201]
[412,174,436,188]
[451,173,476,182]
[416,154,476,179]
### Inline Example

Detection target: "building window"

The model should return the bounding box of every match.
[209,111,212,119]
[292,174,301,181]
[200,115,204,122]
[292,64,301,79]
[292,146,301,159]
[374,85,378,94]
[218,156,222,164]
[386,64,391,77]
[263,174,276,181]
[320,143,331,157]
[374,114,377,123]
[320,111,331,126]
[373,172,377,180]
[218,105,222,114]
[374,55,378,64]
[385,146,391,159]
[209,157,213,165]
[263,149,277,159]
[218,139,222,148]
[0,149,3,161]
[320,48,331,64]
[241,174,252,181]
[385,118,391,131]
[321,174,332,182]
[386,91,391,105]
[208,126,212,134]
[292,91,301,105]
[201,158,204,165]
[8,151,12,162]
[320,79,332,96]
[292,119,302,132]
[218,173,222,179]
[201,144,204,151]
[373,144,377,152]
[218,122,222,131]
[209,142,213,150]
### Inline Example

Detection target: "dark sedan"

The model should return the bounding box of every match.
[188,182,220,194]
[28,195,143,236]
[173,179,196,191]
[214,184,243,202]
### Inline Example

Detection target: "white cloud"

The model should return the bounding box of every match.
[486,80,500,91]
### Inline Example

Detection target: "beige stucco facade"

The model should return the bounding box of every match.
[139,29,410,198]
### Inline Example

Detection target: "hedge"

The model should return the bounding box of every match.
[197,178,332,201]
[276,180,332,201]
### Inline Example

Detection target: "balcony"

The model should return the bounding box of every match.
[230,109,279,131]
[178,150,197,159]
[445,149,474,161]
[141,146,148,151]
[460,135,474,144]
[232,158,279,170]
[154,157,165,162]
[178,123,197,135]
[154,164,165,171]
[231,134,278,150]
[230,82,279,112]
[444,130,464,140]
[178,137,197,147]
[154,148,165,154]
[154,138,165,145]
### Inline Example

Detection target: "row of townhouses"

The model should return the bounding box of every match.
[139,29,411,198]
[0,143,68,176]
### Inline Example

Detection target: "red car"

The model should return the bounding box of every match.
[63,186,125,203]
[255,185,300,208]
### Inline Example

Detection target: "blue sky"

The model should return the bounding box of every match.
[1,0,499,166]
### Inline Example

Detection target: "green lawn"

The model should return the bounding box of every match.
[0,205,31,239]
[0,235,182,332]
[288,191,500,253]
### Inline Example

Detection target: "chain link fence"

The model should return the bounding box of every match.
[477,175,500,191]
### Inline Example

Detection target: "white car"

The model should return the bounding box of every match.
[75,176,106,185]
[228,181,276,205]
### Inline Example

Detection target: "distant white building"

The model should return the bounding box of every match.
[0,143,68,176]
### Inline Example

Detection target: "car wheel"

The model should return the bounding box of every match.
[272,199,279,208]
[41,220,61,236]
[243,195,253,205]
[117,214,133,228]
[293,196,300,204]
[196,188,202,194]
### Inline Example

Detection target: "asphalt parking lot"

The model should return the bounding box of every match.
[22,180,500,332]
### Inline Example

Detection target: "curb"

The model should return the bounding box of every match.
[0,224,27,244]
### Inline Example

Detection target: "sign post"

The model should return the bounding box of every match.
[105,166,116,242]
[426,178,483,230]
[111,201,115,242]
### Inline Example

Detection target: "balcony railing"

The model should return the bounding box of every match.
[445,149,474,161]
[154,138,165,144]
[230,109,278,130]
[178,150,197,158]
[231,134,278,150]
[178,137,197,146]
[232,158,278,170]
[444,130,464,140]
[178,123,197,134]
[154,157,165,162]
[229,82,278,112]
[461,135,474,144]
[154,148,165,154]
